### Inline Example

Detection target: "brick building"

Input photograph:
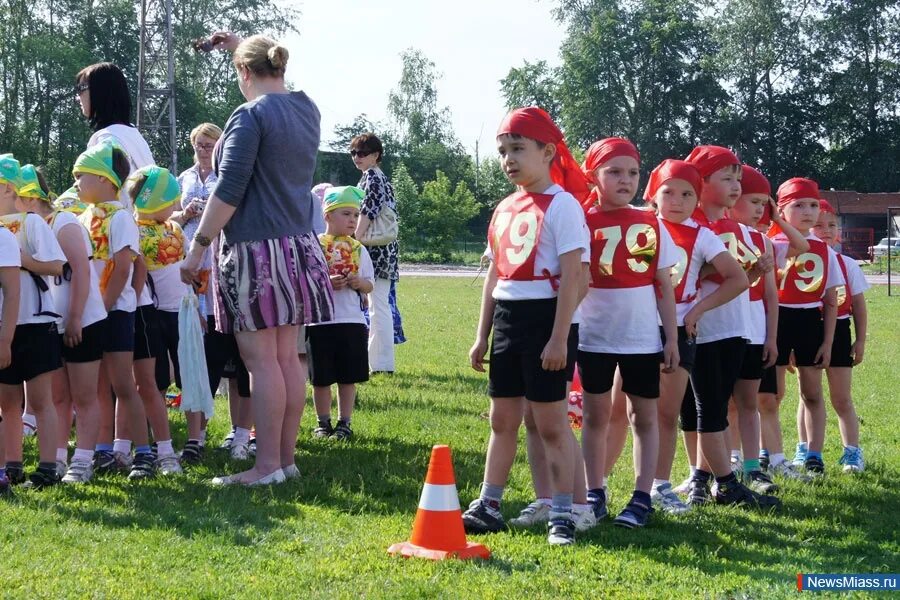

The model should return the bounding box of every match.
[820,191,900,260]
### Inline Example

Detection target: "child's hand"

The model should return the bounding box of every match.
[346,273,360,290]
[763,336,778,368]
[683,308,701,339]
[0,341,10,369]
[540,337,567,372]
[210,31,242,52]
[469,338,488,372]
[755,253,774,274]
[330,274,348,290]
[851,340,865,365]
[64,320,83,349]
[786,351,797,374]
[813,343,831,370]
[768,198,784,223]
[662,340,679,374]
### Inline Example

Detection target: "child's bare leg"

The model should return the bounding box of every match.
[0,385,24,463]
[627,395,658,493]
[826,367,859,447]
[604,371,628,477]
[581,391,611,490]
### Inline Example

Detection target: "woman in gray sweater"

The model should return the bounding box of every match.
[182,32,333,486]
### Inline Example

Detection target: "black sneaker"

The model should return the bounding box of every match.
[93,450,119,475]
[746,470,779,495]
[547,517,576,545]
[24,466,60,489]
[759,453,770,472]
[715,480,782,509]
[180,440,203,466]
[313,421,333,439]
[331,421,353,441]
[613,500,654,529]
[688,477,712,506]
[219,428,235,450]
[587,490,608,520]
[128,452,156,480]
[805,455,825,476]
[0,474,11,496]
[462,499,507,534]
[5,465,25,485]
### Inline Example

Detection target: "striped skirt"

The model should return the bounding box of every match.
[212,233,334,333]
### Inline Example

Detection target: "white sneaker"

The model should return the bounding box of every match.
[61,460,94,484]
[509,501,551,527]
[651,482,691,515]
[572,505,599,532]
[55,460,68,479]
[230,442,250,461]
[156,454,183,475]
[282,464,300,479]
[770,460,813,482]
[113,451,133,470]
[672,475,693,495]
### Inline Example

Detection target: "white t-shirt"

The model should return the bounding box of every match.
[311,246,375,326]
[91,204,140,313]
[579,214,677,354]
[49,211,107,332]
[6,214,67,325]
[0,228,22,320]
[88,125,155,208]
[773,233,845,309]
[148,263,189,313]
[665,219,728,326]
[838,255,870,320]
[485,184,590,301]
[696,223,759,344]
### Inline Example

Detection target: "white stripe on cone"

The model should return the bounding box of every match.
[418,483,461,511]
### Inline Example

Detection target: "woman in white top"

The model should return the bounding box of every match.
[75,62,156,208]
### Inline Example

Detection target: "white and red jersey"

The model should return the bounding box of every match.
[772,233,844,308]
[661,217,727,326]
[578,206,677,354]
[696,216,758,344]
[484,184,589,301]
[745,229,769,344]
[835,254,870,319]
[747,230,767,302]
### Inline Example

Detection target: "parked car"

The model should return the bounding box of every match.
[869,237,900,258]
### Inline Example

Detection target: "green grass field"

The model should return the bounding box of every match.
[1,278,898,599]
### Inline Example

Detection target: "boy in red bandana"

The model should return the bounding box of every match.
[465,107,589,545]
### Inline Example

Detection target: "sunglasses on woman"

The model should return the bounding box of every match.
[74,82,89,95]
[349,150,371,158]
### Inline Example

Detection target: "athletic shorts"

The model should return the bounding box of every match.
[680,381,698,432]
[104,310,135,353]
[738,343,765,381]
[830,318,853,368]
[577,350,662,398]
[776,307,824,367]
[155,310,180,391]
[689,337,746,433]
[61,319,105,363]
[759,365,777,394]
[134,305,163,361]
[488,299,568,403]
[306,323,369,386]
[204,316,250,398]
[661,325,697,373]
[0,322,62,384]
[565,324,578,382]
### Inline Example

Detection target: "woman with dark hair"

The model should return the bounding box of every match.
[75,62,155,207]
[350,133,400,374]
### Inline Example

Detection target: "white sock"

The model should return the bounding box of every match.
[233,427,250,446]
[72,448,93,463]
[113,439,132,455]
[199,429,207,446]
[56,448,68,463]
[156,440,175,457]
[602,477,608,489]
[730,450,742,461]
[770,452,786,466]
[652,478,670,489]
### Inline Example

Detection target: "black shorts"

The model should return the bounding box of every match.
[738,344,765,381]
[566,324,578,382]
[204,317,250,398]
[578,350,662,398]
[759,365,777,394]
[134,305,163,361]
[830,318,853,368]
[661,326,697,373]
[0,322,62,384]
[306,323,369,386]
[689,337,746,433]
[61,319,105,363]
[488,299,568,403]
[680,382,698,432]
[776,307,824,367]
[104,310,135,353]
[155,310,180,390]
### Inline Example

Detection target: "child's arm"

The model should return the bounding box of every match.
[762,239,779,367]
[850,293,867,365]
[541,249,581,372]
[683,252,749,337]
[816,288,838,368]
[56,224,90,347]
[132,255,148,300]
[655,267,679,373]
[103,248,136,311]
[769,198,810,258]
[182,196,238,283]
[19,250,64,277]
[347,273,374,295]
[0,266,19,369]
[469,260,498,372]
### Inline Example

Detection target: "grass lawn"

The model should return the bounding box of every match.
[1,278,898,599]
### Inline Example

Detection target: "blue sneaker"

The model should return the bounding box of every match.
[839,446,865,473]
[613,499,653,528]
[792,443,808,467]
[586,489,608,520]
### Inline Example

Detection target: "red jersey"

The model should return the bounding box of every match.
[662,219,700,304]
[706,218,758,284]
[747,230,767,302]
[488,192,555,282]
[778,238,831,304]
[586,206,660,289]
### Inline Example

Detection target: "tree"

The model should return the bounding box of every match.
[500,60,561,119]
[391,162,421,245]
[417,171,479,259]
[387,49,455,151]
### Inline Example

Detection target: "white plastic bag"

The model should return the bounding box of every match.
[177,291,214,419]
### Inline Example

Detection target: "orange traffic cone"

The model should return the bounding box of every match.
[388,445,490,560]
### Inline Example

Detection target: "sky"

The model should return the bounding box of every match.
[280,0,566,156]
